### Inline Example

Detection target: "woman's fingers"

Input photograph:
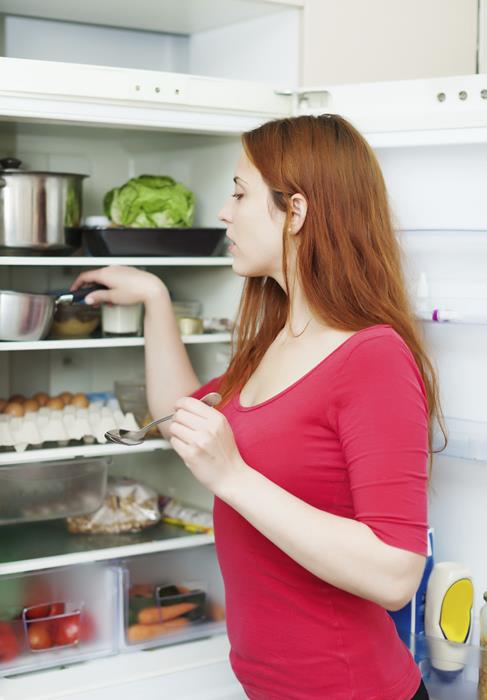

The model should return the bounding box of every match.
[169,421,199,446]
[70,269,106,292]
[171,408,207,430]
[174,396,218,419]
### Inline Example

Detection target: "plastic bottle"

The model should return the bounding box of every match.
[478,592,487,699]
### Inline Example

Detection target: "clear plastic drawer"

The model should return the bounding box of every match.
[0,563,119,676]
[119,544,226,652]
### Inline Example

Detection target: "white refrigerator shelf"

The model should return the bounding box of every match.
[0,333,231,352]
[0,439,171,465]
[0,256,234,266]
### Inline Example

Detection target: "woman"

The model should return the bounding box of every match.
[72,114,445,699]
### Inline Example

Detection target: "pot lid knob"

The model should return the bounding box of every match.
[0,157,22,171]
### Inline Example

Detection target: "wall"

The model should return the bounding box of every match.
[301,0,478,85]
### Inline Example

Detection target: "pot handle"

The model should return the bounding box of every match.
[0,157,22,171]
[55,284,108,305]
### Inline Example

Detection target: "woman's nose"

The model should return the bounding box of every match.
[218,199,232,224]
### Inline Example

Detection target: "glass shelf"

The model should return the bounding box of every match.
[0,519,214,575]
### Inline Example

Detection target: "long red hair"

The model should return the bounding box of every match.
[218,114,446,468]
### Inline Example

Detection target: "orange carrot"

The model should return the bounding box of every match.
[137,602,197,625]
[127,617,188,643]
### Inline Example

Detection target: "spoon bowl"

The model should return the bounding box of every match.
[105,391,221,446]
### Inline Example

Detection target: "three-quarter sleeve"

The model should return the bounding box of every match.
[329,333,429,555]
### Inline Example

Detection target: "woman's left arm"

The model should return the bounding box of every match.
[169,401,425,612]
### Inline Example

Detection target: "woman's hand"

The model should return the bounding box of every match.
[168,397,246,497]
[70,265,168,306]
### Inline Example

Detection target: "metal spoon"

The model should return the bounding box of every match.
[105,392,222,446]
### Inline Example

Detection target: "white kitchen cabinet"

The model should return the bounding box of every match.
[0,3,487,698]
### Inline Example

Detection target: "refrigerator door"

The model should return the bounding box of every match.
[290,73,487,146]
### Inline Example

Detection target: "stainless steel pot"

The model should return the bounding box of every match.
[0,285,105,341]
[0,157,88,253]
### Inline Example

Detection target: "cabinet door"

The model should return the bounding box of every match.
[301,0,478,86]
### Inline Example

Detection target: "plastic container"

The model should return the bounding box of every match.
[50,303,101,338]
[0,563,119,676]
[120,545,226,652]
[0,457,109,524]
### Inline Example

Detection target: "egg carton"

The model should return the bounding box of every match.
[0,397,139,453]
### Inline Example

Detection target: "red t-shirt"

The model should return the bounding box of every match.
[192,324,429,700]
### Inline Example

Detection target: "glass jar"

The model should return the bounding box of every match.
[51,303,101,338]
[479,591,487,699]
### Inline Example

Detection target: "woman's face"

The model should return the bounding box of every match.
[218,150,286,280]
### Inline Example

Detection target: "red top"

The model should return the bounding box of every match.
[192,324,429,700]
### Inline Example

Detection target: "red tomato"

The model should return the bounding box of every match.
[27,621,52,650]
[48,602,66,617]
[0,622,21,661]
[25,604,51,620]
[52,614,80,647]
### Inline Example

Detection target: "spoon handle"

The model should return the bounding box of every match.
[140,391,222,434]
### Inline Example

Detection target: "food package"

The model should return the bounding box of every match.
[66,477,160,534]
[158,495,213,534]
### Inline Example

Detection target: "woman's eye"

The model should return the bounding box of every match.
[232,193,243,200]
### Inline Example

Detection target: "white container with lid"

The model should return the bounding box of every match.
[101,303,143,336]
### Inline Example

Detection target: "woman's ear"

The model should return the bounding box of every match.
[288,194,308,235]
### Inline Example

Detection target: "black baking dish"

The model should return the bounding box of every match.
[81,227,227,257]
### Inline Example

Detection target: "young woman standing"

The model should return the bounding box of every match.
[72,114,445,699]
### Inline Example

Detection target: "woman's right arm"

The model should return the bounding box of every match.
[70,266,201,439]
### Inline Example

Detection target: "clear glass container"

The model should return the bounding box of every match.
[0,457,109,524]
[51,303,101,338]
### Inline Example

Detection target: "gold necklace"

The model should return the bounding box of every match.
[286,317,312,338]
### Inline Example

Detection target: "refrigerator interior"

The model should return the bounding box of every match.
[1,117,486,609]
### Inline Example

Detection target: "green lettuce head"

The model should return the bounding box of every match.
[103,175,195,228]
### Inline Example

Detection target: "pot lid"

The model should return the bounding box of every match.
[0,157,88,178]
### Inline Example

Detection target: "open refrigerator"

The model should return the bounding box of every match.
[0,2,486,699]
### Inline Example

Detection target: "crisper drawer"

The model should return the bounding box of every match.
[119,544,226,652]
[0,563,119,676]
